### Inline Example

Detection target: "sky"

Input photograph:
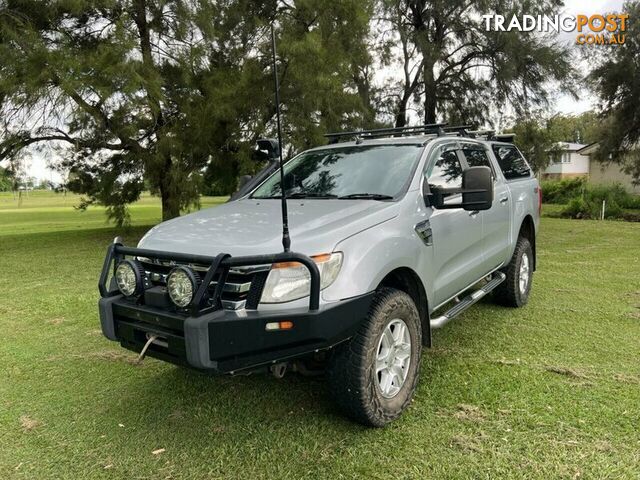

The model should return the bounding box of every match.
[555,0,626,113]
[16,0,627,182]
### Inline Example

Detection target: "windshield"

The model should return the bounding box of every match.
[251,145,423,200]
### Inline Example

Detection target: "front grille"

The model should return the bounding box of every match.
[138,259,270,310]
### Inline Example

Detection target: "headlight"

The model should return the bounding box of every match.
[115,260,145,297]
[260,252,343,304]
[167,267,201,308]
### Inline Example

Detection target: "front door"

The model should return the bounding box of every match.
[424,143,486,306]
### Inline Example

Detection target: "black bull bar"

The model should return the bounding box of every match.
[98,240,321,314]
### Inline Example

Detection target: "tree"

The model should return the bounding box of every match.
[509,115,557,173]
[589,1,640,184]
[0,0,374,224]
[545,112,599,145]
[377,0,577,127]
[0,166,12,191]
[508,112,599,173]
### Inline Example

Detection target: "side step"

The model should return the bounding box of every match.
[430,272,506,329]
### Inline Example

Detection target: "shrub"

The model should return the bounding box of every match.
[543,177,640,221]
[559,182,635,220]
[620,193,640,209]
[561,197,590,219]
[541,177,587,204]
[588,183,629,207]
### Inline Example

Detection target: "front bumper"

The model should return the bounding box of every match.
[99,293,374,373]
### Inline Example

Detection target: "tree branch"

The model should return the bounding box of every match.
[0,131,125,161]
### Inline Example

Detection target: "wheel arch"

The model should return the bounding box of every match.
[377,267,431,347]
[518,215,536,271]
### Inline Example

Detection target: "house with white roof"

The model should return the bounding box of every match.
[541,142,639,194]
[541,142,590,180]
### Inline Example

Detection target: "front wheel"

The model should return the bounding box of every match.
[327,288,422,427]
[493,236,534,307]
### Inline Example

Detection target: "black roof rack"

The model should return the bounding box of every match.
[324,123,477,144]
[494,133,516,142]
[324,124,515,145]
[325,123,445,143]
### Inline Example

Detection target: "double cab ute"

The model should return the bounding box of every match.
[99,124,540,426]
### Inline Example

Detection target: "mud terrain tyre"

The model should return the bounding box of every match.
[494,236,533,307]
[327,288,422,427]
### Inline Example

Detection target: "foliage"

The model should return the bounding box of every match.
[541,177,588,204]
[509,112,599,172]
[556,181,640,220]
[561,196,623,220]
[588,1,640,184]
[0,166,12,191]
[376,0,577,127]
[545,112,599,145]
[542,175,640,220]
[0,0,375,225]
[509,115,560,173]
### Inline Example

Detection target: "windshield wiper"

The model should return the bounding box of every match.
[252,193,335,199]
[338,193,394,200]
[287,192,338,199]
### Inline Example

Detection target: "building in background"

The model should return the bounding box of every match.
[541,142,639,194]
[578,143,640,195]
[541,143,589,180]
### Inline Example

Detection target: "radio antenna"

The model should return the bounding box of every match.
[270,22,290,252]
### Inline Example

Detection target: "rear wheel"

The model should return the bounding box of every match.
[327,288,422,427]
[494,236,533,307]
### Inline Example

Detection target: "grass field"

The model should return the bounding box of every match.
[0,191,226,235]
[1,192,639,479]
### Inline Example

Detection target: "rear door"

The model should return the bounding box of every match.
[490,143,538,263]
[460,142,512,271]
[425,142,486,306]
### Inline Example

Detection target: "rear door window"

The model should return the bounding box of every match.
[491,145,532,180]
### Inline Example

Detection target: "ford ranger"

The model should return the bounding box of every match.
[98,124,540,426]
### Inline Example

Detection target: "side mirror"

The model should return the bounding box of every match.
[427,166,493,211]
[461,166,493,211]
[254,138,280,161]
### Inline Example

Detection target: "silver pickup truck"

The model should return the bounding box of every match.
[98,125,540,426]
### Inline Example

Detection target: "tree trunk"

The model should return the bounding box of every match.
[424,61,437,124]
[160,181,180,221]
[353,67,376,127]
[134,0,174,221]
[159,154,180,221]
[394,98,408,128]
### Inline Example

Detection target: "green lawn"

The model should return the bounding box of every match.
[1,192,639,479]
[0,191,227,235]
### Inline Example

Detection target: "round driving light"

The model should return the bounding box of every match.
[167,267,200,308]
[115,260,145,297]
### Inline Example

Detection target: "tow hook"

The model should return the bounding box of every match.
[270,362,288,379]
[136,333,167,364]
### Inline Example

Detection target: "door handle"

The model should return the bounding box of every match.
[500,197,509,204]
